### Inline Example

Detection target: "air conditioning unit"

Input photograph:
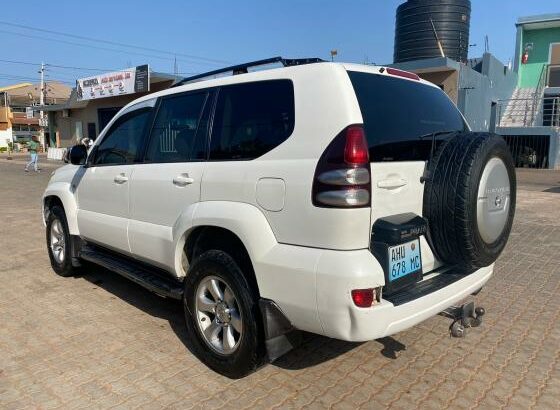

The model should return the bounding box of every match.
[62,109,70,118]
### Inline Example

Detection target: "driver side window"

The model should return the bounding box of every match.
[94,108,151,165]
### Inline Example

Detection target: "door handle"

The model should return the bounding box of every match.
[114,173,128,184]
[173,173,195,187]
[377,178,407,189]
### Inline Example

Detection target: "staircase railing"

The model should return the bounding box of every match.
[497,96,560,128]
[530,64,548,125]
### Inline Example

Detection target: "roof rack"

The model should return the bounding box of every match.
[173,56,325,87]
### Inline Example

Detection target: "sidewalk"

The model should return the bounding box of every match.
[1,153,63,170]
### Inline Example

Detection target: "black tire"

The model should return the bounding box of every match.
[423,132,516,269]
[183,250,265,378]
[46,205,77,277]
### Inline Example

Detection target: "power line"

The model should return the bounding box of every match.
[0,58,38,67]
[0,29,222,68]
[0,72,74,85]
[0,20,230,65]
[46,63,119,72]
[0,58,120,72]
[0,29,202,65]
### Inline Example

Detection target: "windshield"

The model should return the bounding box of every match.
[348,71,467,161]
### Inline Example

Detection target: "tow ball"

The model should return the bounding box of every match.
[439,302,485,338]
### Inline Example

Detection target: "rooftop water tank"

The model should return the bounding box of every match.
[394,0,471,63]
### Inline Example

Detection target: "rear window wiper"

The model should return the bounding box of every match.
[418,130,460,140]
[419,130,461,183]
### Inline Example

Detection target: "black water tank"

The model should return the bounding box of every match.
[394,0,471,63]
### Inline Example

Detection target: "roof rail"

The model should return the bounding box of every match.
[173,56,325,87]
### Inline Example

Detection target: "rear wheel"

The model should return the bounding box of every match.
[46,205,77,277]
[183,250,265,378]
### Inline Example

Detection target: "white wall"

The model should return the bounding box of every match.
[0,128,12,148]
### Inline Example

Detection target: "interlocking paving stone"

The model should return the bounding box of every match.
[1,161,559,409]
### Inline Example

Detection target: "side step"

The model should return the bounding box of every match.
[80,246,183,299]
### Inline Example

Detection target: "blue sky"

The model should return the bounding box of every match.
[0,0,558,87]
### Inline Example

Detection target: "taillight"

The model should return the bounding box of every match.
[312,125,371,208]
[351,288,376,308]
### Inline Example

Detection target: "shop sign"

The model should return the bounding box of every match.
[76,65,150,101]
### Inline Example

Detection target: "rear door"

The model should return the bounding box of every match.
[348,70,467,273]
[76,103,154,253]
[128,90,212,270]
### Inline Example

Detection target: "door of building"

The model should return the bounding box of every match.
[489,102,498,133]
[549,43,560,87]
[97,107,121,134]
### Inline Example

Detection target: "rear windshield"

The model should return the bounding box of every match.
[348,71,467,161]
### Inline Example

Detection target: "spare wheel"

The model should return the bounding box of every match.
[423,132,516,269]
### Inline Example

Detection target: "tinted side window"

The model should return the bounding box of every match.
[348,71,467,161]
[145,92,209,163]
[94,109,151,165]
[210,80,294,160]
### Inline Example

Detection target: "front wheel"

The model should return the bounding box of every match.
[46,205,77,277]
[183,250,265,378]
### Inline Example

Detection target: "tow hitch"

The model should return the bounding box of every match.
[439,301,485,338]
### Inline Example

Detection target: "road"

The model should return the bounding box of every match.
[1,159,559,409]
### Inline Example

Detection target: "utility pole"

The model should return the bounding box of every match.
[38,62,45,149]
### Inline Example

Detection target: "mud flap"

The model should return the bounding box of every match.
[259,299,302,362]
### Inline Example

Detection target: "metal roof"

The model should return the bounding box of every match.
[517,13,560,29]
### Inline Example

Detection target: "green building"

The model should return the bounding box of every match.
[496,14,560,170]
[514,14,560,89]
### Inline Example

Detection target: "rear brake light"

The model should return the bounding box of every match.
[386,67,420,81]
[344,126,369,164]
[312,125,371,208]
[351,288,375,308]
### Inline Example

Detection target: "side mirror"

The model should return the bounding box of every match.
[68,144,88,165]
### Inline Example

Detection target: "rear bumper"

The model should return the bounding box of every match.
[257,245,493,343]
[314,248,493,341]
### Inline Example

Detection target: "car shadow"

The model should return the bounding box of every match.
[543,186,560,193]
[78,264,405,372]
[78,263,197,355]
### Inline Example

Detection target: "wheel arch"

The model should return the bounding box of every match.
[173,202,278,295]
[185,226,259,296]
[43,183,79,235]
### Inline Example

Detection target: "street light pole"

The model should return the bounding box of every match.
[39,62,45,150]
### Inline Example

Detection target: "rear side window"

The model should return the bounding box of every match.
[348,71,467,161]
[145,91,209,163]
[210,80,294,160]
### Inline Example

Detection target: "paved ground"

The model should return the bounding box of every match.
[1,159,559,409]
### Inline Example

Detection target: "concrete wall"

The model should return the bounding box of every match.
[458,53,518,132]
[418,70,459,103]
[0,128,11,148]
[518,27,560,88]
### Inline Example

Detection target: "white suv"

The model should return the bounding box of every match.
[43,58,516,378]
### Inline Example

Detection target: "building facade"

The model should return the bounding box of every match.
[514,14,560,89]
[497,14,560,169]
[0,82,71,148]
[42,70,177,148]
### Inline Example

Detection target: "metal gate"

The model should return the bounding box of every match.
[502,134,550,169]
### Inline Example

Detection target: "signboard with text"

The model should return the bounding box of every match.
[76,65,150,101]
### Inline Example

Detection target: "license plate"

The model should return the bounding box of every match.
[388,239,422,282]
